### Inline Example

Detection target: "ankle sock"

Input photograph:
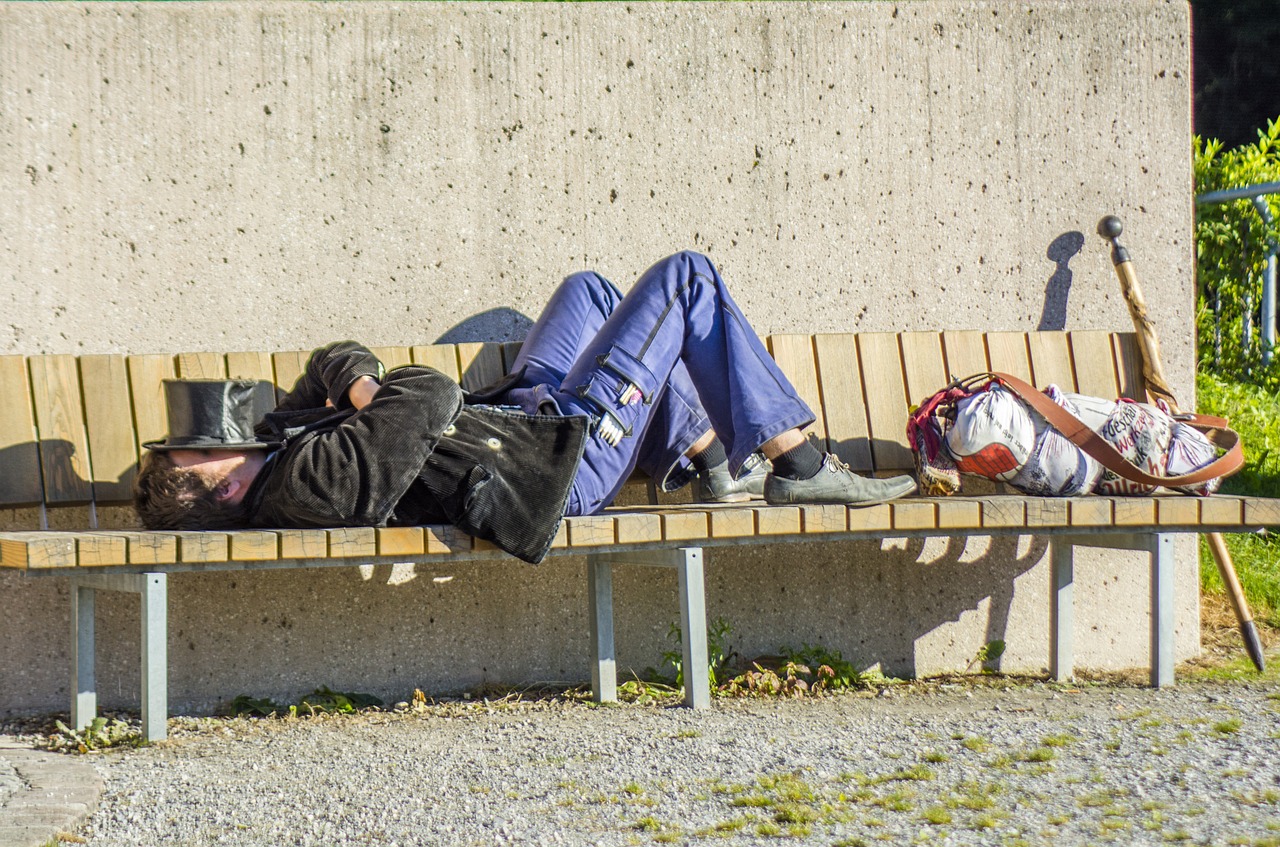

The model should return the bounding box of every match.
[689,438,728,472]
[771,441,824,480]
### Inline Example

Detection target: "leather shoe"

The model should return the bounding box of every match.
[693,455,769,503]
[764,454,917,506]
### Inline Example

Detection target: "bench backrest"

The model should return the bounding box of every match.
[0,331,1145,529]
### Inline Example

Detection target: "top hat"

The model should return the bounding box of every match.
[143,379,278,452]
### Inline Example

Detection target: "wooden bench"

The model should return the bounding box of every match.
[3,331,1277,741]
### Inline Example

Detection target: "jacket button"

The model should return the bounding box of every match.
[486,437,502,450]
[443,424,457,437]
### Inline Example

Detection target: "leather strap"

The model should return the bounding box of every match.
[986,371,1243,488]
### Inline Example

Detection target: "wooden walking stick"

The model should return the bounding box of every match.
[1098,215,1266,672]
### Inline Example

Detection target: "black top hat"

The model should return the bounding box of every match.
[143,379,279,452]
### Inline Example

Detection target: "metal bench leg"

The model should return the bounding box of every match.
[588,547,710,709]
[1050,538,1075,682]
[68,573,169,741]
[1150,533,1175,688]
[587,555,617,704]
[71,583,97,731]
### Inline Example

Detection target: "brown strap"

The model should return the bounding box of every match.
[987,371,1244,488]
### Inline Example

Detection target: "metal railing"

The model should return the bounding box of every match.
[1196,181,1280,366]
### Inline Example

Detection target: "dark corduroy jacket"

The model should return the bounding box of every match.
[244,342,588,564]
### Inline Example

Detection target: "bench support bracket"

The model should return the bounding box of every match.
[1050,533,1175,688]
[69,572,168,741]
[587,548,709,709]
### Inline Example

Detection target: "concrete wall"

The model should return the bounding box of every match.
[0,1,1196,714]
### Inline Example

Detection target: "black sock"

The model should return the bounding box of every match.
[689,438,728,472]
[771,441,824,480]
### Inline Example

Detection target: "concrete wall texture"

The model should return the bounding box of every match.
[0,1,1197,714]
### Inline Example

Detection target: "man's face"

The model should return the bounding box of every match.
[168,449,259,505]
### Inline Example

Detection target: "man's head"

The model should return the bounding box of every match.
[133,448,266,530]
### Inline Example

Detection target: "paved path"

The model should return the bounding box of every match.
[0,740,102,847]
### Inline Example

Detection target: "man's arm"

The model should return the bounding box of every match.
[273,341,387,413]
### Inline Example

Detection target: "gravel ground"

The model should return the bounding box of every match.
[26,676,1280,847]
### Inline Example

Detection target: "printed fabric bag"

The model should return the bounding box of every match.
[907,372,1243,497]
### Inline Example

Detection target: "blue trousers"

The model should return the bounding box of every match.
[506,251,814,515]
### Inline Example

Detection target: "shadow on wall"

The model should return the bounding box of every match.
[1039,231,1085,331]
[435,307,534,345]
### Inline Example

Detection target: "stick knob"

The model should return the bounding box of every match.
[1097,215,1130,265]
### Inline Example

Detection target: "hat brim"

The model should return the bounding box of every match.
[142,438,280,452]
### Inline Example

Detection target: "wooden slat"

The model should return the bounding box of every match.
[981,497,1026,528]
[230,531,279,562]
[768,334,828,451]
[272,351,311,394]
[1027,332,1075,390]
[755,506,801,536]
[279,529,328,559]
[800,504,847,534]
[501,341,524,373]
[175,352,226,379]
[0,533,77,569]
[378,527,426,557]
[709,508,756,538]
[936,499,982,530]
[813,334,873,472]
[458,342,506,392]
[425,525,472,555]
[847,504,892,531]
[79,355,138,503]
[368,346,413,371]
[984,332,1032,382]
[941,331,990,381]
[76,534,129,567]
[1069,499,1113,526]
[856,333,912,471]
[412,345,462,382]
[28,355,93,504]
[1156,497,1200,526]
[1199,497,1242,527]
[548,523,569,550]
[0,356,45,506]
[1025,499,1069,527]
[1068,331,1120,398]
[567,516,616,547]
[329,527,377,557]
[892,501,937,531]
[615,512,663,544]
[176,531,228,563]
[102,531,178,565]
[1245,498,1280,527]
[899,332,949,410]
[1112,498,1156,527]
[127,354,177,455]
[1112,333,1147,402]
[661,511,708,541]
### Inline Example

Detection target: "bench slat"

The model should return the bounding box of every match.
[709,508,755,538]
[29,355,94,505]
[412,345,462,382]
[941,330,990,381]
[1112,333,1147,402]
[0,533,77,569]
[127,354,177,457]
[661,511,709,541]
[369,346,413,371]
[984,332,1033,382]
[857,332,913,471]
[767,334,828,452]
[813,333,873,472]
[567,516,616,547]
[458,342,506,392]
[80,354,138,504]
[378,526,426,557]
[1068,330,1121,398]
[900,331,949,410]
[615,512,663,544]
[1028,331,1076,390]
[175,353,226,379]
[0,355,45,506]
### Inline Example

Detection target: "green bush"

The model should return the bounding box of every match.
[1194,117,1280,390]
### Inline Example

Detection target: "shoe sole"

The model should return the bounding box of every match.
[764,478,918,507]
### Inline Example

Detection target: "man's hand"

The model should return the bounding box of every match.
[348,375,380,410]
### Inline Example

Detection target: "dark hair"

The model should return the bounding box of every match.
[133,451,250,530]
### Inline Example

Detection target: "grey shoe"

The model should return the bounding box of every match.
[763,454,917,506]
[693,455,770,503]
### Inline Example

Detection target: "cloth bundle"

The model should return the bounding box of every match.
[907,373,1240,498]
